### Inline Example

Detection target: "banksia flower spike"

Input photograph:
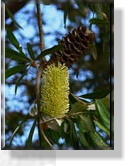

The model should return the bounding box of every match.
[50,26,95,67]
[40,63,69,118]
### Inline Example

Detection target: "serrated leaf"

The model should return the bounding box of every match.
[79,87,110,99]
[36,44,63,60]
[5,47,29,62]
[26,119,36,148]
[27,43,35,60]
[5,5,23,29]
[95,99,110,130]
[5,65,26,79]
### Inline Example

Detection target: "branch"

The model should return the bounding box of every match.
[35,0,49,148]
[36,0,45,52]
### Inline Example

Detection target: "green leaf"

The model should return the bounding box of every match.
[94,120,110,136]
[70,101,87,113]
[7,29,21,51]
[5,47,30,62]
[5,65,26,79]
[90,44,97,60]
[89,18,109,28]
[78,114,95,133]
[27,43,35,60]
[26,119,36,148]
[69,93,78,104]
[15,71,26,94]
[95,99,110,130]
[67,119,79,148]
[5,5,23,29]
[87,131,110,149]
[79,131,89,148]
[64,5,68,28]
[79,87,110,99]
[36,44,63,60]
[9,120,26,146]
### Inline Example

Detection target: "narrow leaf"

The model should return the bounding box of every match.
[5,47,30,62]
[27,43,35,60]
[78,114,95,133]
[95,99,110,130]
[90,44,97,60]
[64,6,68,28]
[36,44,63,60]
[79,87,110,99]
[94,120,110,136]
[5,5,23,29]
[26,119,36,148]
[79,131,89,148]
[15,72,26,94]
[5,65,25,79]
[88,131,110,149]
[9,120,26,146]
[7,29,20,50]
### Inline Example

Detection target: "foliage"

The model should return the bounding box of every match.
[4,0,114,150]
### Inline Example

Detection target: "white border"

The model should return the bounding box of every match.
[1,2,5,149]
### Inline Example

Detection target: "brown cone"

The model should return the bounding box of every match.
[49,26,95,67]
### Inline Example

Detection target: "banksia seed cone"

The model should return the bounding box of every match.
[50,26,95,67]
[40,63,69,118]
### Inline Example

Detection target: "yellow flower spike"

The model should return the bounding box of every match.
[40,63,69,118]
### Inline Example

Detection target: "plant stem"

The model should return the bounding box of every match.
[35,0,45,147]
[36,0,44,52]
[35,0,52,149]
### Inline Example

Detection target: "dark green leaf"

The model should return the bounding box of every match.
[26,119,36,148]
[64,6,68,28]
[78,114,95,133]
[9,120,26,146]
[70,101,87,113]
[5,47,30,62]
[15,72,26,94]
[69,93,78,104]
[89,18,109,28]
[36,44,63,60]
[5,5,23,29]
[7,29,21,51]
[79,87,110,99]
[90,44,97,60]
[79,131,89,148]
[27,43,35,60]
[94,120,110,136]
[88,131,110,149]
[95,99,110,130]
[5,65,26,79]
[67,119,79,148]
